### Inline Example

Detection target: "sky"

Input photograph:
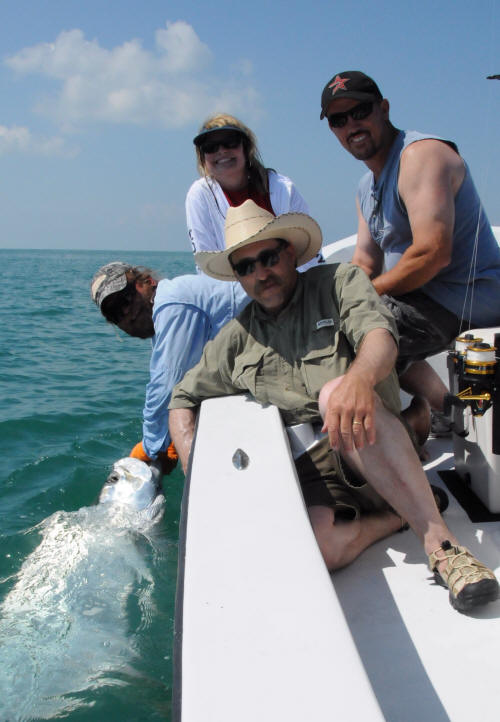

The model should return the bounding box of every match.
[1,0,499,252]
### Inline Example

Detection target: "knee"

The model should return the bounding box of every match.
[310,513,360,571]
[318,376,346,420]
[319,542,348,572]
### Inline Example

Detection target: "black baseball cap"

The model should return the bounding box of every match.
[320,71,383,119]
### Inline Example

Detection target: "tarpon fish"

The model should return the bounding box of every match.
[0,457,166,720]
[99,456,165,522]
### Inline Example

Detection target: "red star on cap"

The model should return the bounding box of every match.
[328,75,350,95]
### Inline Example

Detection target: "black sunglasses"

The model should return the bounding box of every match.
[201,133,243,155]
[230,239,288,278]
[327,101,374,129]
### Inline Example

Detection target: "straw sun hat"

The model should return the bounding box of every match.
[195,200,323,281]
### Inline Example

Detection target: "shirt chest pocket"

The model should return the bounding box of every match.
[233,347,266,398]
[301,334,340,399]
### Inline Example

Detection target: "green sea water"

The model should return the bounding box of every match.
[1,249,196,721]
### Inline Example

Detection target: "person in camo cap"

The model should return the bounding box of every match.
[90,261,249,472]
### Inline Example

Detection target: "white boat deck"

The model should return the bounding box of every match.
[332,434,500,722]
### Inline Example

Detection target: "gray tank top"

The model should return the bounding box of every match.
[357,130,500,326]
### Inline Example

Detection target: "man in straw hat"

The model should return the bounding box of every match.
[169,199,498,613]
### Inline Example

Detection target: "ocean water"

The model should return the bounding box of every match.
[1,249,196,721]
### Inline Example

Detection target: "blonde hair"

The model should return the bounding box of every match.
[195,113,270,195]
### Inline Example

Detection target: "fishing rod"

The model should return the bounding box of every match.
[443,74,500,457]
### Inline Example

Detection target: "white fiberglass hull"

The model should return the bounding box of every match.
[174,395,384,722]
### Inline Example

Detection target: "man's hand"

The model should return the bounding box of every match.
[130,440,150,462]
[319,328,397,452]
[157,443,179,475]
[321,372,376,452]
[129,440,179,475]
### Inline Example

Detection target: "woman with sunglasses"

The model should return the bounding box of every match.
[186,113,323,270]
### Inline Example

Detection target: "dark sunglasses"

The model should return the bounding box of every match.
[201,133,243,155]
[327,101,374,129]
[230,239,288,278]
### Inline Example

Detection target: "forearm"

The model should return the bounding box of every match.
[142,382,170,458]
[142,414,170,459]
[353,198,384,279]
[169,407,197,474]
[347,328,397,386]
[351,245,383,280]
[146,301,213,458]
[372,244,449,296]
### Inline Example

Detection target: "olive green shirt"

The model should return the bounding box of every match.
[169,264,400,425]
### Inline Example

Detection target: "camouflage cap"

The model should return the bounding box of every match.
[90,261,132,308]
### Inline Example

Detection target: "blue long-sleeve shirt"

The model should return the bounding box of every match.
[142,274,249,458]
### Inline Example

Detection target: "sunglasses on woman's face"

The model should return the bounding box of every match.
[230,240,288,278]
[201,134,243,155]
[327,101,374,129]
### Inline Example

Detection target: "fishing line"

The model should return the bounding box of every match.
[458,0,498,334]
[458,205,481,335]
[111,324,125,343]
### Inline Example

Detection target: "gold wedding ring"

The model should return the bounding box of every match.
[352,420,363,427]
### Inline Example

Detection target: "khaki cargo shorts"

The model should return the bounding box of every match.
[294,436,390,521]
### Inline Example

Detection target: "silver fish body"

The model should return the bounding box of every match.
[99,457,164,519]
[0,457,166,718]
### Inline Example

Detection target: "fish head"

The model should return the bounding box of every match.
[99,457,162,512]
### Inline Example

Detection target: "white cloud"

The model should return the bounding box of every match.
[0,125,78,157]
[5,22,261,130]
[154,21,211,72]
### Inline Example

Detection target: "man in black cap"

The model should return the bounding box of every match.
[320,71,500,428]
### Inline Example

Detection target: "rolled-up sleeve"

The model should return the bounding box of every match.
[333,264,399,352]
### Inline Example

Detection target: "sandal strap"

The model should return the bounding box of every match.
[429,541,496,597]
